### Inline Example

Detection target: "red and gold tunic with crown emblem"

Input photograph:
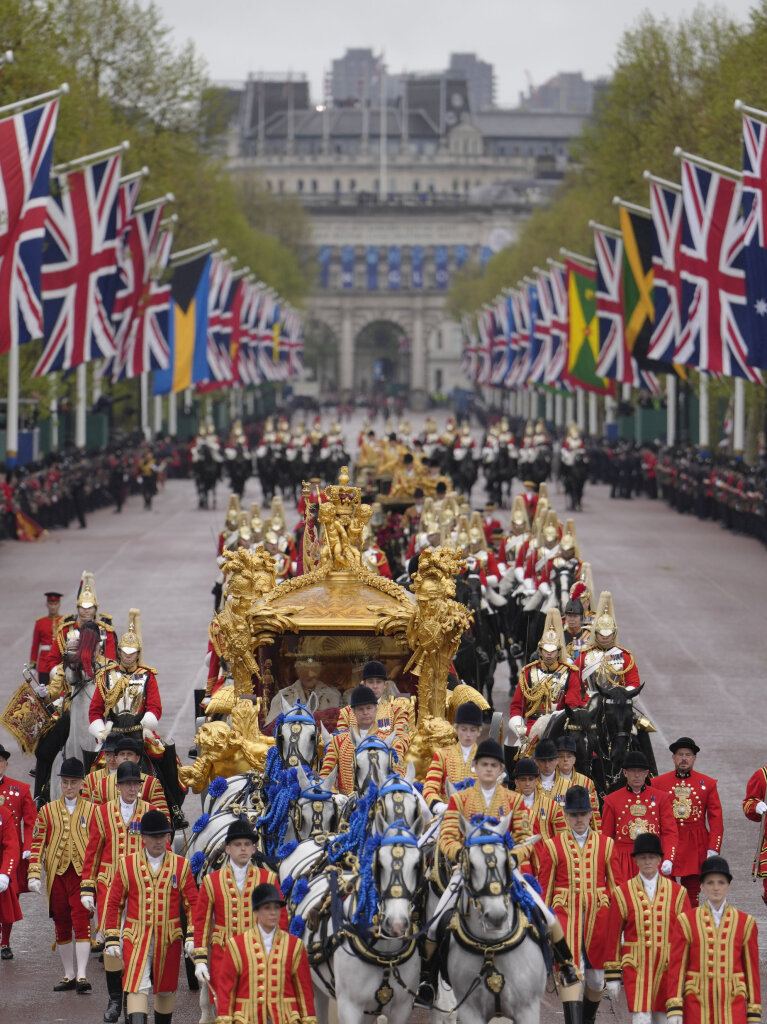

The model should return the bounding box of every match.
[604,874,691,1012]
[104,849,197,993]
[547,769,602,831]
[666,903,761,1024]
[0,774,37,892]
[536,829,616,966]
[653,769,723,876]
[602,784,678,886]
[82,769,169,822]
[319,726,405,796]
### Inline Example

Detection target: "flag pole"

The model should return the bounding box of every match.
[134,192,175,214]
[53,140,129,176]
[672,146,742,181]
[5,331,20,466]
[699,371,710,449]
[75,363,87,451]
[666,374,677,446]
[612,195,651,216]
[588,219,621,238]
[379,54,387,202]
[559,247,596,267]
[734,98,767,122]
[643,169,682,192]
[169,239,218,265]
[0,82,68,119]
[120,166,149,186]
[733,377,745,454]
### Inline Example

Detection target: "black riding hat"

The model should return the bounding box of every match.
[252,883,286,909]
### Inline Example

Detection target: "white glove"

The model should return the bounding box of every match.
[81,894,95,913]
[88,718,113,743]
[184,937,195,957]
[756,801,767,816]
[0,874,8,893]
[605,980,621,1000]
[22,850,31,860]
[432,801,448,815]
[141,712,160,738]
[194,962,210,984]
[661,859,673,875]
[707,849,719,858]
[35,684,49,698]
[509,716,526,743]
[104,943,122,958]
[27,878,41,894]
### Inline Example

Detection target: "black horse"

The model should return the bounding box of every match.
[193,444,221,509]
[453,569,499,709]
[226,443,252,498]
[562,449,589,511]
[544,682,656,803]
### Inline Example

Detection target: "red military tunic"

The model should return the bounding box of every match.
[0,775,37,892]
[511,660,577,729]
[666,903,761,1024]
[604,874,691,1012]
[30,613,63,676]
[422,743,477,809]
[89,662,162,727]
[535,829,616,966]
[742,766,767,878]
[82,768,169,821]
[653,769,723,876]
[519,790,567,844]
[601,784,678,886]
[216,926,317,1024]
[80,797,156,930]
[55,615,117,662]
[0,807,22,925]
[193,863,287,993]
[546,770,602,831]
[570,645,641,704]
[104,849,198,993]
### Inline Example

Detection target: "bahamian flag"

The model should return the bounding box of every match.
[153,253,210,395]
[566,256,612,393]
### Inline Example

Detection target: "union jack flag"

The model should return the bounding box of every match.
[200,255,233,386]
[490,294,515,386]
[282,307,304,378]
[530,272,553,384]
[647,182,682,364]
[113,213,172,379]
[506,288,531,389]
[675,158,761,382]
[257,293,280,381]
[0,99,59,354]
[460,314,479,382]
[501,291,522,388]
[594,229,631,382]
[546,264,569,385]
[476,308,494,386]
[242,283,263,384]
[35,153,122,375]
[741,114,767,370]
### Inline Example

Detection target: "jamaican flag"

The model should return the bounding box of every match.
[566,257,613,393]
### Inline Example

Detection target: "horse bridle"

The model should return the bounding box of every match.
[459,825,513,916]
[279,707,316,769]
[355,736,394,792]
[292,782,337,837]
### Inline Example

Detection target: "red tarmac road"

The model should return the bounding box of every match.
[0,459,765,1023]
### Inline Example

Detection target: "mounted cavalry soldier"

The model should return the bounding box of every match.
[55,571,117,666]
[508,608,578,750]
[570,591,640,703]
[88,610,186,829]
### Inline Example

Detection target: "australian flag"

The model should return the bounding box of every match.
[741,114,767,370]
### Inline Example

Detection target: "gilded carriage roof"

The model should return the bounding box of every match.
[258,567,415,632]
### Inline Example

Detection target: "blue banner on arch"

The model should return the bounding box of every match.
[318,246,331,289]
[366,246,380,290]
[435,245,448,290]
[387,246,401,290]
[411,245,424,289]
[341,246,355,289]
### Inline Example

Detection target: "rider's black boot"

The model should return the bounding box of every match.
[562,1001,584,1024]
[551,935,580,988]
[415,940,439,1007]
[583,995,601,1023]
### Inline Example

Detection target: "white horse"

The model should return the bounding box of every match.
[49,655,97,801]
[443,814,547,1024]
[293,818,427,1024]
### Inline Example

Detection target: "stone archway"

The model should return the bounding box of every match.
[302,316,340,395]
[354,318,412,398]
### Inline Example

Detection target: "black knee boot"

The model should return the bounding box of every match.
[562,1002,584,1024]
[583,995,601,1023]
[103,971,123,1024]
[551,934,580,987]
[154,1013,172,1024]
[126,1015,147,1024]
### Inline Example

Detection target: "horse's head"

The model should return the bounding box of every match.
[289,766,346,841]
[459,813,514,929]
[352,732,399,793]
[372,816,424,939]
[374,766,432,833]
[593,683,639,768]
[277,701,318,769]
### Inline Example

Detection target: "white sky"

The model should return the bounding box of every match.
[151,0,759,106]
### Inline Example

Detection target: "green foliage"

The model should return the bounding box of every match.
[0,0,309,405]
[448,4,765,317]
